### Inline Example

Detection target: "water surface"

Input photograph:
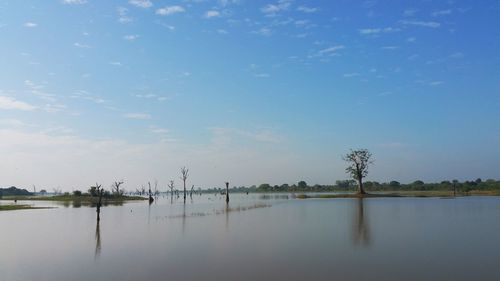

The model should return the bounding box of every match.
[1,194,500,281]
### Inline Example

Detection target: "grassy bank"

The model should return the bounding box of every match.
[0,194,147,203]
[0,204,54,211]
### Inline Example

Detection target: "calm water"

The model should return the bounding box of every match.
[1,194,500,281]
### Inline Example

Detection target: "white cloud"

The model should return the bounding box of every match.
[124,113,152,120]
[316,45,345,56]
[43,103,67,113]
[156,6,185,16]
[254,73,270,78]
[407,37,416,43]
[124,34,139,41]
[24,22,37,28]
[129,0,152,8]
[297,6,318,13]
[62,0,87,4]
[149,126,170,134]
[359,27,399,35]
[252,27,272,36]
[73,42,91,48]
[403,8,418,17]
[343,73,359,78]
[0,96,36,111]
[429,81,444,86]
[205,10,221,18]
[432,9,452,17]
[109,61,123,66]
[117,7,132,23]
[400,20,441,28]
[261,0,291,15]
[218,0,240,6]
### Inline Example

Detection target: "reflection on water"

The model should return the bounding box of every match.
[2,195,500,281]
[94,221,101,260]
[353,198,370,246]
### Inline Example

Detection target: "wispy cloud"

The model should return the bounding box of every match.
[254,73,270,78]
[135,94,170,102]
[24,22,37,28]
[0,96,36,111]
[124,113,152,120]
[124,34,139,41]
[62,0,86,4]
[400,20,441,28]
[297,6,318,13]
[432,9,452,17]
[403,8,418,17]
[129,0,152,8]
[204,10,221,18]
[109,61,123,66]
[343,72,359,78]
[261,0,291,16]
[74,42,91,48]
[117,7,132,23]
[359,27,399,35]
[70,90,106,104]
[252,27,272,36]
[156,6,185,16]
[314,45,345,57]
[429,81,444,86]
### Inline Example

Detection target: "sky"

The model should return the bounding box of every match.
[0,0,499,192]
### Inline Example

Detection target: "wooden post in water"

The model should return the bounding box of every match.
[225,182,229,203]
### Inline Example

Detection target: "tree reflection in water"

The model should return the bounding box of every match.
[94,221,101,260]
[353,198,370,246]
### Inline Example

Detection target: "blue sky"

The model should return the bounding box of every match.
[0,0,499,191]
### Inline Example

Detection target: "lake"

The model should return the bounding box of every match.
[1,194,500,281]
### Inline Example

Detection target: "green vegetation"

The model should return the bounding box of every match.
[0,186,32,197]
[209,179,500,196]
[0,204,53,211]
[1,194,146,202]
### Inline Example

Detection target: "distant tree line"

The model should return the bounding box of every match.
[204,178,500,194]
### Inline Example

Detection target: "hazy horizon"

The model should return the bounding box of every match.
[1,0,499,191]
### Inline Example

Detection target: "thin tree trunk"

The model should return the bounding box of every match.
[183,180,186,203]
[225,182,229,203]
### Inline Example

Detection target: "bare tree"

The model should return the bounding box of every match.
[111,180,124,197]
[180,167,189,203]
[168,180,175,197]
[343,149,373,195]
[225,182,230,203]
[154,180,159,198]
[91,183,104,221]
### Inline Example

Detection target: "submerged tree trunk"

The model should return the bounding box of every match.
[225,182,229,203]
[96,187,103,222]
[183,180,186,203]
